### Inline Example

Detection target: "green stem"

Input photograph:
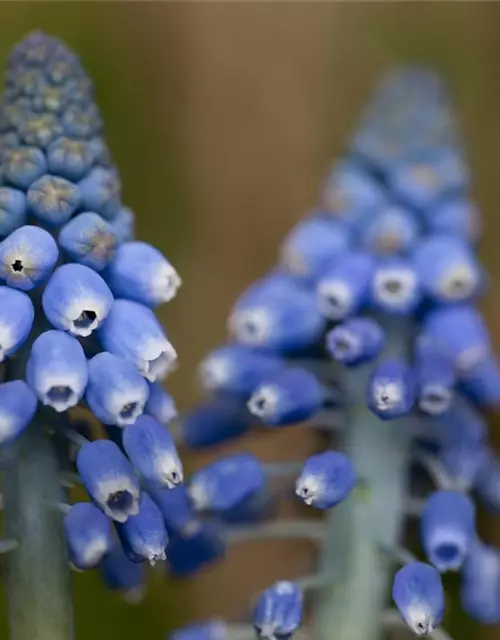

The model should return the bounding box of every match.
[314,318,413,640]
[3,419,74,640]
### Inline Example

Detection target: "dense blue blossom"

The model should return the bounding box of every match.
[1,32,498,640]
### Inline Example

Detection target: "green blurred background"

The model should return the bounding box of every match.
[0,3,500,639]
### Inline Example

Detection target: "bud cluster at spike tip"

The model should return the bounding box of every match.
[168,66,500,640]
[0,31,189,598]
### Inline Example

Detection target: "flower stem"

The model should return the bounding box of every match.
[3,419,74,640]
[314,318,413,640]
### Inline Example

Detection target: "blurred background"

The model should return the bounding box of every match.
[0,2,499,639]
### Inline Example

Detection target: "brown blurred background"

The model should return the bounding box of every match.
[0,2,500,639]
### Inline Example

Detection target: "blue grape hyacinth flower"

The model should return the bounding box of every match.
[0,33,185,640]
[167,65,500,640]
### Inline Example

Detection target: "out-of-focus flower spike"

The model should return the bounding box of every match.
[115,492,168,565]
[0,380,37,446]
[357,206,421,256]
[145,382,177,425]
[428,197,481,245]
[104,241,181,307]
[77,167,121,221]
[27,174,81,227]
[422,305,492,377]
[63,502,113,571]
[0,286,34,361]
[414,337,455,416]
[367,359,416,420]
[179,397,253,449]
[279,215,351,281]
[42,263,114,337]
[198,344,284,398]
[228,272,325,353]
[76,439,141,523]
[392,562,444,636]
[413,235,483,304]
[320,160,387,227]
[3,146,47,189]
[187,453,265,515]
[461,538,500,624]
[295,450,356,509]
[388,148,468,210]
[166,520,226,577]
[26,329,88,412]
[58,211,117,271]
[0,187,27,236]
[47,137,94,181]
[122,415,183,488]
[100,543,146,603]
[326,317,385,366]
[420,489,475,572]
[0,224,58,290]
[370,257,421,315]
[86,352,149,426]
[98,299,177,382]
[247,367,324,426]
[316,251,374,321]
[253,580,303,640]
[110,205,135,243]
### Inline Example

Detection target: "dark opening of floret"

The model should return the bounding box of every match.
[434,542,460,565]
[120,402,137,420]
[73,309,97,329]
[325,294,341,309]
[47,385,73,404]
[106,490,133,514]
[334,337,351,356]
[383,279,402,295]
[11,259,23,272]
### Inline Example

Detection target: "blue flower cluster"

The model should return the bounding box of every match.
[170,70,500,640]
[0,32,183,597]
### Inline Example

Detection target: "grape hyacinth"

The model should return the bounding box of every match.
[0,32,182,640]
[0,30,498,640]
[170,69,500,640]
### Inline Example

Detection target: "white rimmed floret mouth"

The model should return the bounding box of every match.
[109,390,147,427]
[42,384,79,412]
[97,476,140,523]
[247,386,279,420]
[438,264,479,301]
[198,356,231,392]
[295,476,322,506]
[418,384,452,416]
[140,341,178,382]
[330,329,360,362]
[153,263,182,304]
[154,453,184,488]
[428,530,468,572]
[256,624,278,640]
[228,307,273,346]
[373,379,402,412]
[144,544,167,566]
[374,269,417,307]
[317,280,352,320]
